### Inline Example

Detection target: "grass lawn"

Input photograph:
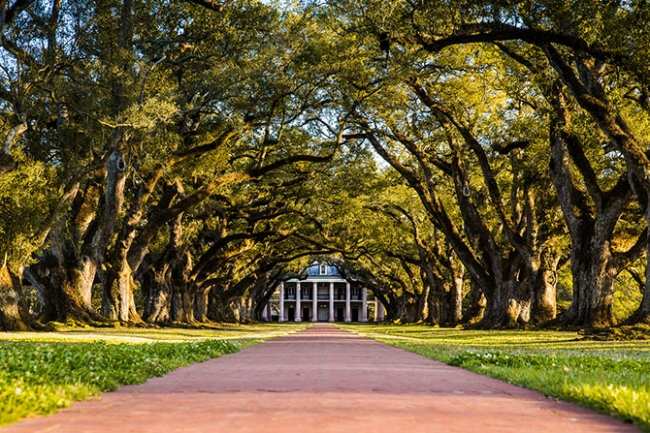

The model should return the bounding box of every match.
[342,324,650,432]
[0,323,305,426]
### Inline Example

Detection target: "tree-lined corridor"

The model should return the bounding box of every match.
[0,0,650,432]
[2,1,650,431]
[2,2,650,331]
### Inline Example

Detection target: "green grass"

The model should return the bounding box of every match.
[0,323,305,426]
[342,324,650,432]
[0,322,307,344]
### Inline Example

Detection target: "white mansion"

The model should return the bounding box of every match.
[261,262,385,322]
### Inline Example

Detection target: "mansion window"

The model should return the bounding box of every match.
[320,264,327,275]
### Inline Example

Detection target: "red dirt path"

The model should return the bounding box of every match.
[1,324,640,433]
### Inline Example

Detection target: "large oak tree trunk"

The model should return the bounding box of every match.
[427,284,445,325]
[634,252,650,323]
[44,251,102,323]
[633,274,650,324]
[553,156,625,328]
[566,242,617,328]
[102,258,141,323]
[194,288,211,322]
[449,258,464,325]
[170,250,195,324]
[143,257,196,324]
[230,297,254,322]
[547,103,633,329]
[68,257,96,311]
[40,253,100,324]
[142,265,172,324]
[427,277,462,327]
[393,292,421,323]
[0,264,29,331]
[208,289,235,322]
[425,282,437,324]
[171,287,194,323]
[463,282,486,325]
[103,169,165,323]
[627,220,650,325]
[481,278,532,328]
[36,150,127,325]
[531,249,560,323]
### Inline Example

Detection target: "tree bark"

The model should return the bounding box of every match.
[208,288,235,322]
[0,263,30,330]
[565,240,617,327]
[171,286,195,323]
[142,264,172,323]
[142,213,191,324]
[427,282,449,325]
[194,287,211,322]
[170,244,195,323]
[531,248,560,323]
[549,114,628,328]
[45,236,102,323]
[627,211,650,324]
[633,245,650,323]
[463,282,486,325]
[449,255,464,325]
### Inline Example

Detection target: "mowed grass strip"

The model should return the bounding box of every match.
[343,324,650,432]
[0,323,306,426]
[0,322,307,344]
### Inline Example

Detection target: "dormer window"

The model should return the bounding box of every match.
[320,264,327,275]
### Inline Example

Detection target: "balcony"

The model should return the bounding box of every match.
[283,294,314,301]
[284,290,363,301]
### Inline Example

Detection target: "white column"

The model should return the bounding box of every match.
[344,282,351,322]
[279,282,285,322]
[261,303,268,321]
[295,283,302,322]
[375,298,385,321]
[361,287,368,322]
[328,282,334,322]
[312,282,317,322]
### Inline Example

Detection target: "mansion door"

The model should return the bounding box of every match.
[318,304,328,321]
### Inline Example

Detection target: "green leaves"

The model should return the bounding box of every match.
[0,154,57,266]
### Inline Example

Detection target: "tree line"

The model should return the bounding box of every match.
[1,0,649,331]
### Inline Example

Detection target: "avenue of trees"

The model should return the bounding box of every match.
[1,0,649,331]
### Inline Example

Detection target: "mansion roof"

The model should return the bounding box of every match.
[300,262,343,279]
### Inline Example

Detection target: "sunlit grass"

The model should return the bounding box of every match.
[345,324,650,352]
[0,322,308,344]
[343,324,650,432]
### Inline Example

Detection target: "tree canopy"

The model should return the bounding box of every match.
[1,0,649,330]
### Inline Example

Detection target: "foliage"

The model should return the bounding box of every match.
[0,0,650,330]
[0,154,57,265]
